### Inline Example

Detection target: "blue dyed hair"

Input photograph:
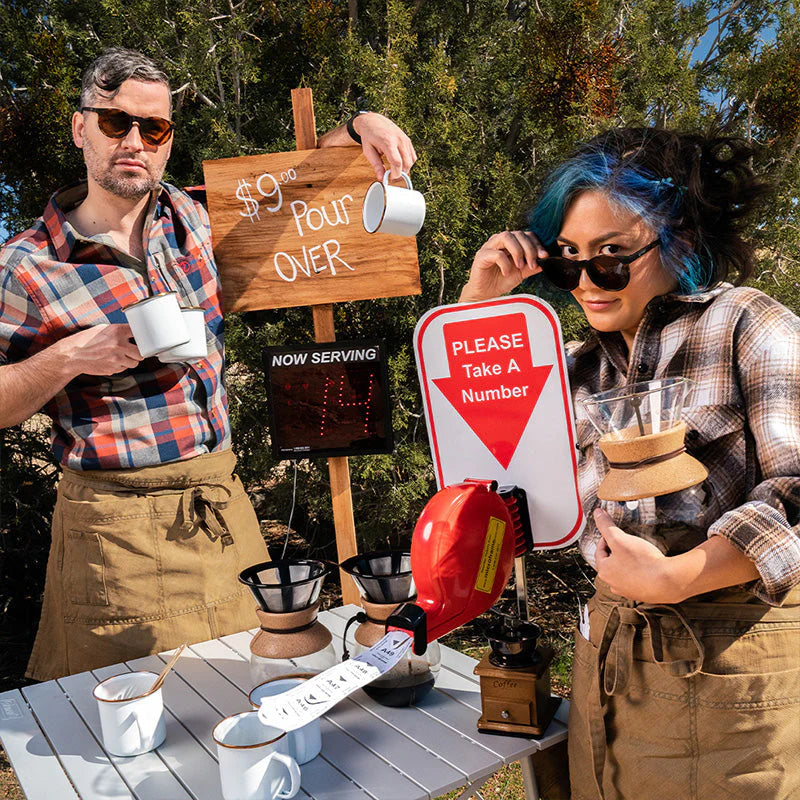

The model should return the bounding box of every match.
[529,147,711,294]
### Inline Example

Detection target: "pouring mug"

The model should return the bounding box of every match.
[362,171,426,237]
[124,292,189,358]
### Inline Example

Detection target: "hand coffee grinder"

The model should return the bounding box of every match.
[239,559,338,683]
[387,479,560,736]
[473,582,559,736]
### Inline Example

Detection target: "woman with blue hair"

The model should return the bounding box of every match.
[461,128,800,800]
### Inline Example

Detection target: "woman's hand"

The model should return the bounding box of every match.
[593,507,761,604]
[593,508,683,603]
[459,231,547,302]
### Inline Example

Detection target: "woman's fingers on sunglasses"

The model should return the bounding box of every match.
[479,249,516,278]
[488,230,545,272]
[518,231,547,272]
[500,233,528,271]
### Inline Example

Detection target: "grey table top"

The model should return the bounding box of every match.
[0,605,568,800]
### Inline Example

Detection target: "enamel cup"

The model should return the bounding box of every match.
[249,674,321,764]
[93,671,167,757]
[157,307,208,363]
[124,292,189,358]
[362,171,426,237]
[213,712,301,800]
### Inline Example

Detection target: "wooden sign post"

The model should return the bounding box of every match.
[296,88,357,607]
[203,89,421,606]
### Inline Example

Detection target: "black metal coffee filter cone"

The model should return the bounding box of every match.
[238,559,330,612]
[486,619,542,668]
[339,550,415,604]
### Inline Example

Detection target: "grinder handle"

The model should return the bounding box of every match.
[387,603,428,655]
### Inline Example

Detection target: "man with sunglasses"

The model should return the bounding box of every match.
[0,47,418,681]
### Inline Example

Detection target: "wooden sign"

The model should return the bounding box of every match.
[203,147,421,312]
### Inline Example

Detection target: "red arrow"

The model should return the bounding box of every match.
[432,315,552,469]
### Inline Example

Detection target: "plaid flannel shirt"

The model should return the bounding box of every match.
[0,181,230,470]
[569,282,800,605]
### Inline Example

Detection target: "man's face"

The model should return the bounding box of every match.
[72,79,173,200]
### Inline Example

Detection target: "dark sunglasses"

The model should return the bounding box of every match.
[537,239,661,292]
[81,107,175,146]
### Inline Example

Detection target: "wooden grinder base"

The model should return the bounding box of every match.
[473,647,560,737]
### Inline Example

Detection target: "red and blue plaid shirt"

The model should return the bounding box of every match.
[0,181,230,470]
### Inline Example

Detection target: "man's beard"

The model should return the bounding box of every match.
[83,136,165,199]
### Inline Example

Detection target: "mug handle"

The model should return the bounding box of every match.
[274,752,301,799]
[382,170,413,190]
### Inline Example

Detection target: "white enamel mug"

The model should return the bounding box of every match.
[157,307,208,363]
[93,671,166,757]
[249,674,321,764]
[362,171,426,237]
[124,292,189,358]
[213,712,300,800]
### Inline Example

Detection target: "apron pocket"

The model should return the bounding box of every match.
[694,665,800,798]
[64,531,108,607]
[60,494,161,622]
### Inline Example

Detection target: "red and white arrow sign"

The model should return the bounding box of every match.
[432,314,552,469]
[415,295,584,550]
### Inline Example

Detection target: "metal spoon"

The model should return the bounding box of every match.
[143,643,187,696]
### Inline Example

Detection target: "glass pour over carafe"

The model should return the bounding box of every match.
[580,378,707,502]
[340,551,440,707]
[239,559,337,683]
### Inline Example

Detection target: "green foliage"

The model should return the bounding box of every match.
[0,424,59,690]
[1,0,799,562]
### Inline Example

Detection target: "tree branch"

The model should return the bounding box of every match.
[191,83,218,108]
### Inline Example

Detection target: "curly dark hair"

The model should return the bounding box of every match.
[530,127,770,291]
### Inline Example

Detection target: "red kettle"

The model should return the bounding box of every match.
[388,479,533,654]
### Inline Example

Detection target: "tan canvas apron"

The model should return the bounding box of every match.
[26,448,269,681]
[568,578,800,800]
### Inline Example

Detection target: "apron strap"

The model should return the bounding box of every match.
[589,598,706,799]
[181,483,235,546]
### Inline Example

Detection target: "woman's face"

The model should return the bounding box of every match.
[558,190,677,351]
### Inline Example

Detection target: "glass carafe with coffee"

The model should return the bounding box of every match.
[239,559,338,684]
[340,551,440,707]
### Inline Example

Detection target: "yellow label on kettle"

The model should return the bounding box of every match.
[475,516,506,593]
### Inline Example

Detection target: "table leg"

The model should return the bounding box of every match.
[520,754,540,800]
[454,774,490,800]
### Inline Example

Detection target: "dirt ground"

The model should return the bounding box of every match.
[1,522,593,800]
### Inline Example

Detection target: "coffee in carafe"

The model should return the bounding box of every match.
[340,551,440,707]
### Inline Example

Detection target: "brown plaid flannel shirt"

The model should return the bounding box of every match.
[568,283,800,605]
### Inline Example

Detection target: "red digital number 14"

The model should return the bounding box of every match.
[319,372,376,437]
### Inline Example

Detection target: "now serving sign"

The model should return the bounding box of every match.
[414,295,584,550]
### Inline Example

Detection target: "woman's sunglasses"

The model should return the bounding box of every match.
[537,239,660,292]
[81,107,175,146]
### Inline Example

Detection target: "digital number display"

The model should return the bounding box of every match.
[263,340,393,459]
